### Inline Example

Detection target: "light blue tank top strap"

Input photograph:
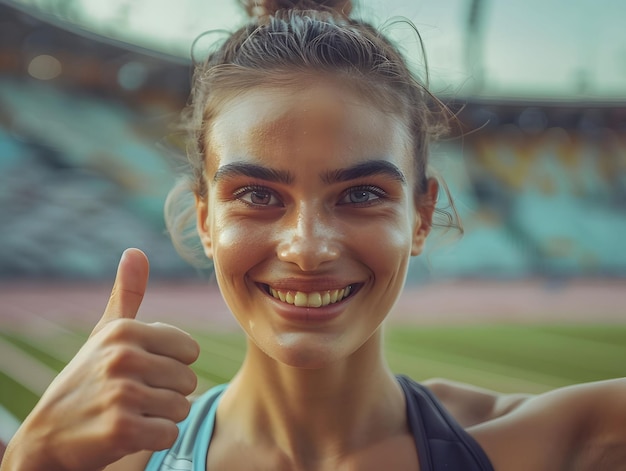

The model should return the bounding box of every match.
[144,384,228,471]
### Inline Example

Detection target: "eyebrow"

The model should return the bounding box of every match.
[321,160,406,185]
[213,162,294,184]
[213,159,406,185]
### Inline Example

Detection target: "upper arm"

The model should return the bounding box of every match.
[584,378,626,444]
[528,378,626,445]
[104,450,153,471]
[470,378,626,471]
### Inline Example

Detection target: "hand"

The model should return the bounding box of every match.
[1,249,200,471]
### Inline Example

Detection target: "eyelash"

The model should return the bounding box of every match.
[233,185,282,207]
[338,185,387,206]
[232,184,388,207]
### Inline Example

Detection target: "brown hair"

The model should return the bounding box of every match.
[239,0,352,18]
[165,0,460,267]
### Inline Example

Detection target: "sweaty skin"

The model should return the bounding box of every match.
[129,81,626,471]
[3,80,625,471]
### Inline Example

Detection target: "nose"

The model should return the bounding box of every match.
[276,204,340,271]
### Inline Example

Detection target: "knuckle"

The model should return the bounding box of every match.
[171,396,192,423]
[182,368,198,395]
[105,411,140,449]
[105,412,178,453]
[105,378,143,407]
[101,318,133,339]
[188,339,201,363]
[103,345,140,376]
[154,422,179,450]
[186,336,200,356]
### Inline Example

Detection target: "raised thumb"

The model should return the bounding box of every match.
[100,248,150,325]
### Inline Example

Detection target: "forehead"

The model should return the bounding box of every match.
[206,80,412,174]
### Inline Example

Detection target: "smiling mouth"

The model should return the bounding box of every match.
[261,284,358,308]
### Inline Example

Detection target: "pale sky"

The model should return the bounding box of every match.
[16,0,626,99]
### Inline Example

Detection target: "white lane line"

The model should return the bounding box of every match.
[0,336,57,397]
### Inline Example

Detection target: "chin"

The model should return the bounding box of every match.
[265,334,348,370]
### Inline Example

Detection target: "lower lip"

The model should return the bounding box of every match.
[262,288,353,324]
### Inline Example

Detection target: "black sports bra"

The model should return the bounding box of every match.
[397,375,495,471]
[146,376,495,470]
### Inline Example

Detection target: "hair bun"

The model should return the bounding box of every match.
[239,0,353,20]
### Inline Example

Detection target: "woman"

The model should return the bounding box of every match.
[3,1,625,470]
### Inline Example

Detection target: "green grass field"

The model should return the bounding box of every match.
[1,324,626,422]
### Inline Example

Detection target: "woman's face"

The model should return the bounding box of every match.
[196,78,435,368]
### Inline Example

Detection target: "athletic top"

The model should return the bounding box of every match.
[145,375,494,470]
[396,375,494,471]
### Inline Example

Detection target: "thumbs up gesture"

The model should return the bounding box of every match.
[1,249,200,471]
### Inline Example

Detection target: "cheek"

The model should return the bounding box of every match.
[344,212,414,274]
[210,214,273,278]
[375,223,413,268]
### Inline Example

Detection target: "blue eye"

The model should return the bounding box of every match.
[235,186,281,207]
[340,186,385,205]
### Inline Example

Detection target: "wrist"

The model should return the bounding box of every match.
[1,422,67,471]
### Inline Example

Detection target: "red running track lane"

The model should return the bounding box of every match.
[0,278,625,332]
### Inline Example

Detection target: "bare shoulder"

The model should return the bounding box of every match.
[424,376,626,426]
[512,377,626,433]
[104,450,153,471]
[422,378,532,427]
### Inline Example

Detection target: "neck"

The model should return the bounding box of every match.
[216,330,407,467]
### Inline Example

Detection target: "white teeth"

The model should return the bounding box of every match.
[308,292,322,308]
[294,291,307,307]
[268,286,353,308]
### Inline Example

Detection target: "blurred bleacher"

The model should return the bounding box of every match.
[415,103,626,281]
[0,1,196,279]
[1,1,625,281]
